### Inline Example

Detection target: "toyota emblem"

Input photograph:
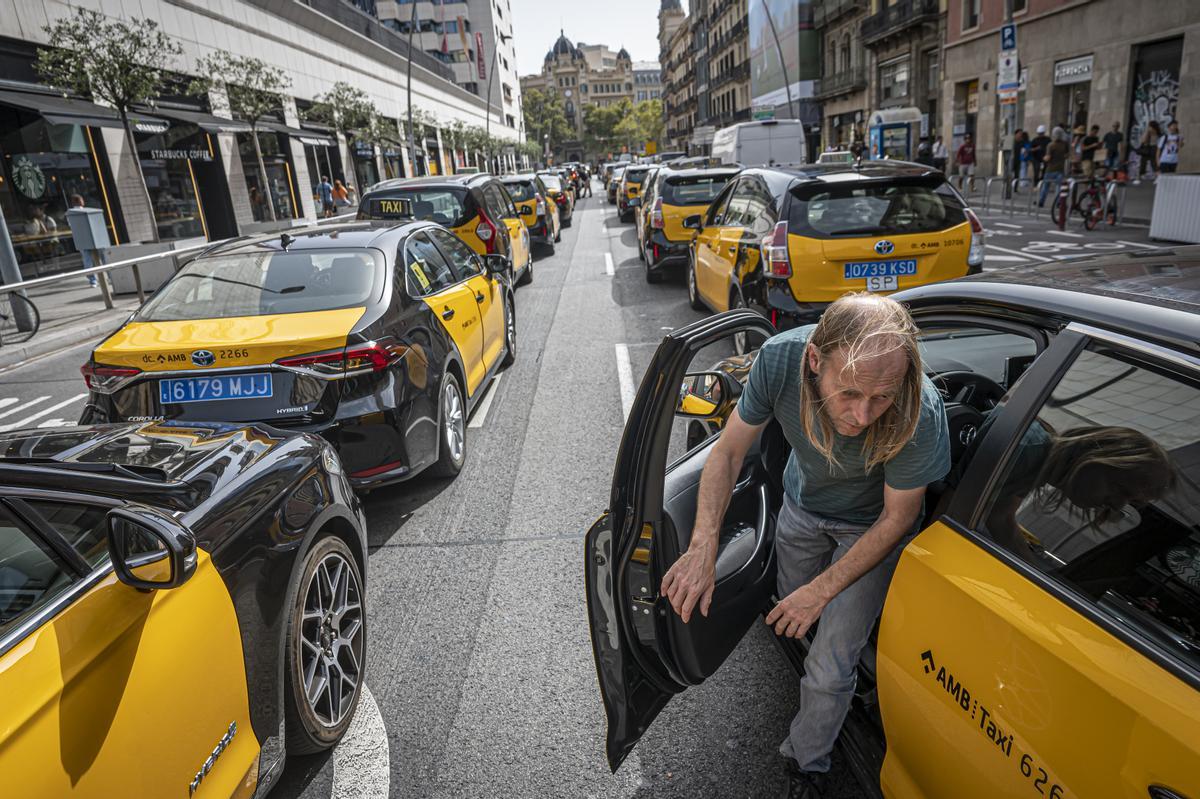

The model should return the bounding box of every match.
[191,349,215,367]
[874,239,895,256]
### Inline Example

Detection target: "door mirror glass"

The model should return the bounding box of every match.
[106,506,197,590]
[483,254,509,276]
[519,204,534,215]
[676,371,738,419]
[682,214,702,230]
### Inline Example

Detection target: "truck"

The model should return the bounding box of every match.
[709,120,807,168]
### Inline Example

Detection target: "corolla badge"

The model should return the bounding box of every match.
[191,350,216,367]
[874,239,895,256]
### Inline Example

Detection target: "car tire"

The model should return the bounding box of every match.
[544,240,556,257]
[563,215,572,228]
[500,294,516,368]
[284,535,366,756]
[638,238,646,262]
[730,289,749,354]
[519,256,534,285]
[554,226,562,243]
[429,372,466,477]
[687,256,704,311]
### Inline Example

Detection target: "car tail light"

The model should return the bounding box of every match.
[475,212,499,253]
[650,198,664,229]
[554,194,567,206]
[276,341,406,379]
[965,208,985,268]
[761,221,792,279]
[81,362,141,394]
[535,192,547,216]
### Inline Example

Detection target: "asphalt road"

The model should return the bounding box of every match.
[0,187,1168,799]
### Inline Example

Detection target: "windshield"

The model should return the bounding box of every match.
[540,175,563,191]
[503,181,537,202]
[787,176,967,238]
[624,168,650,185]
[136,249,384,321]
[359,188,470,227]
[662,174,734,205]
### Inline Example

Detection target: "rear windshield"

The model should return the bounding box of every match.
[502,181,537,202]
[624,168,650,185]
[540,175,563,191]
[359,188,470,227]
[662,174,734,206]
[136,249,384,321]
[786,176,967,238]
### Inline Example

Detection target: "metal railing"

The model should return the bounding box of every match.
[861,0,940,43]
[814,66,868,99]
[815,0,868,28]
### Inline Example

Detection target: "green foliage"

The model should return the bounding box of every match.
[632,99,665,147]
[521,89,572,150]
[581,98,664,156]
[306,81,375,135]
[189,51,291,130]
[36,9,181,115]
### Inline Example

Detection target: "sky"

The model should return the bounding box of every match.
[510,0,688,76]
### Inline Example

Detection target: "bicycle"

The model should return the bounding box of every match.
[1051,172,1119,231]
[0,291,40,347]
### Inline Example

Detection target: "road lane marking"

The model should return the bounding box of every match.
[467,374,502,428]
[0,393,87,432]
[984,255,1029,263]
[615,343,635,421]
[1045,229,1084,238]
[992,222,1022,229]
[1117,240,1159,249]
[0,396,50,420]
[0,398,17,411]
[605,252,614,276]
[331,682,389,799]
[986,244,1052,263]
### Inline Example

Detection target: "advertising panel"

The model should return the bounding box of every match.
[749,0,818,115]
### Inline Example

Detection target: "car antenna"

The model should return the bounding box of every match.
[280,232,294,251]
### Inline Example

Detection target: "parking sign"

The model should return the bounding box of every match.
[1001,23,1017,51]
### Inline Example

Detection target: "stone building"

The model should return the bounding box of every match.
[814,0,871,149]
[659,1,696,152]
[707,0,753,131]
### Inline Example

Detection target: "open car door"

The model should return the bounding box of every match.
[585,309,778,771]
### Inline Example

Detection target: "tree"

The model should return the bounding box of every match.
[632,99,665,150]
[190,52,291,222]
[521,89,572,156]
[36,9,182,242]
[307,81,377,183]
[583,99,631,158]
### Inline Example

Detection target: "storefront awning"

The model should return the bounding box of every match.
[0,89,168,131]
[260,121,338,147]
[868,106,923,127]
[149,107,252,134]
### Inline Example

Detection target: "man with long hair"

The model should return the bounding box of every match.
[661,293,950,798]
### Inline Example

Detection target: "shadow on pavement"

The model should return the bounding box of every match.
[271,749,333,798]
[362,473,458,551]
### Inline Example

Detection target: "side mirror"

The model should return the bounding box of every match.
[676,370,741,419]
[628,197,642,208]
[483,254,509,276]
[106,505,197,590]
[682,214,703,230]
[519,204,533,215]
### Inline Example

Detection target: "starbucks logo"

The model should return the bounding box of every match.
[13,156,46,199]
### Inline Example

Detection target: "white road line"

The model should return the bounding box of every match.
[987,244,1052,263]
[1045,229,1085,238]
[984,255,1030,263]
[992,222,1023,229]
[0,396,49,421]
[0,398,17,411]
[1117,240,1159,249]
[0,393,87,432]
[467,374,502,428]
[614,343,636,421]
[331,683,390,799]
[605,252,614,276]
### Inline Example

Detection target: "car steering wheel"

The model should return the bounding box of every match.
[930,371,1006,461]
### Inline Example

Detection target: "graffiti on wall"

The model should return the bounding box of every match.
[1129,68,1179,148]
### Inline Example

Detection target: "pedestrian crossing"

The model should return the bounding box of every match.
[0,393,88,433]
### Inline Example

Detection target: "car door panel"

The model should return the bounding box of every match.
[425,284,485,397]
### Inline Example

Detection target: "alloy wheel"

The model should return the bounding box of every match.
[731,292,748,355]
[299,552,364,728]
[443,378,465,465]
[506,298,516,355]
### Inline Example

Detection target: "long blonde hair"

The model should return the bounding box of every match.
[799,293,923,472]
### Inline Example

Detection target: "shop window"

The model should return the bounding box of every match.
[135,122,209,241]
[237,131,297,222]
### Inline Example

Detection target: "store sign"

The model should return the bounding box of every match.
[12,156,46,199]
[476,32,486,80]
[133,120,170,135]
[1054,55,1093,86]
[148,148,213,161]
[998,52,1019,92]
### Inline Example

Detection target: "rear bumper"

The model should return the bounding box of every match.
[748,282,830,329]
[646,231,690,270]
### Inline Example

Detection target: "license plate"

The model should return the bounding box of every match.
[843,259,918,280]
[865,275,898,292]
[159,373,273,404]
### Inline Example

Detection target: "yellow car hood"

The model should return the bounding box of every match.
[94,308,366,371]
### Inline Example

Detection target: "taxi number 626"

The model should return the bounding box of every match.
[1020,753,1065,798]
[220,348,248,359]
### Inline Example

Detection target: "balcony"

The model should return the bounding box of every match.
[709,107,752,128]
[707,0,734,25]
[710,18,748,54]
[861,0,940,45]
[814,65,867,99]
[814,0,867,28]
[710,61,751,92]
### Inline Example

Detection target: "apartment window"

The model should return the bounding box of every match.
[840,34,851,72]
[1013,0,1027,10]
[502,83,513,100]
[506,114,515,127]
[444,20,458,33]
[581,83,588,93]
[925,50,939,95]
[878,57,910,102]
[963,0,980,29]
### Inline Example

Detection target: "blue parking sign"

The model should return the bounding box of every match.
[1001,23,1017,51]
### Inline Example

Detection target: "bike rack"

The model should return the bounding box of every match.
[1106,180,1128,225]
[982,176,1008,213]
[1006,178,1036,216]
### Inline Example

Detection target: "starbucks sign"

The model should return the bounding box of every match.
[12,156,46,199]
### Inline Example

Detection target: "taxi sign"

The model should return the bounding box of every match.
[366,197,414,218]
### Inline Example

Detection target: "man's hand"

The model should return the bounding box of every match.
[661,540,717,624]
[765,582,830,638]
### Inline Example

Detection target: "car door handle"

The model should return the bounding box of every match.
[442,307,455,320]
[1148,787,1188,799]
[727,245,737,253]
[475,292,485,303]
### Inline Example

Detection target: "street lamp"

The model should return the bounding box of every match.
[485,32,514,173]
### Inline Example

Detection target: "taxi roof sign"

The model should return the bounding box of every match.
[365,196,414,219]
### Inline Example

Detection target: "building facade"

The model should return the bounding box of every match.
[634,62,664,103]
[660,1,696,152]
[814,0,871,149]
[0,0,519,282]
[942,0,1198,176]
[706,0,753,131]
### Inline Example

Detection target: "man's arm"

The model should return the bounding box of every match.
[661,407,765,623]
[765,482,926,638]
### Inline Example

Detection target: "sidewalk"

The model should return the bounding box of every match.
[961,175,1157,225]
[0,276,139,370]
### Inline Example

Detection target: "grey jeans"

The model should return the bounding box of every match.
[776,495,908,773]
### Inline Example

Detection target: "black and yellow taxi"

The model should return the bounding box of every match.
[586,249,1200,798]
[683,162,985,328]
[79,215,516,491]
[536,171,574,227]
[616,164,652,223]
[357,173,533,285]
[639,166,740,284]
[607,165,626,205]
[633,165,662,253]
[0,419,367,796]
[500,173,561,255]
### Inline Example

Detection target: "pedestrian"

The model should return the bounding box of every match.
[1038,126,1070,207]
[1158,120,1183,174]
[916,136,933,166]
[332,179,351,210]
[660,293,949,799]
[1069,125,1086,176]
[931,135,948,173]
[1080,125,1101,179]
[1019,136,1033,184]
[317,175,335,218]
[1102,122,1124,174]
[1134,120,1162,184]
[1030,124,1051,185]
[1010,129,1026,183]
[955,133,976,192]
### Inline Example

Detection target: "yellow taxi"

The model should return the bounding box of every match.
[358,174,533,285]
[638,166,740,283]
[682,163,984,331]
[536,171,574,227]
[500,174,561,256]
[616,164,652,223]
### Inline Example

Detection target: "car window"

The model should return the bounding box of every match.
[0,506,75,639]
[664,174,735,206]
[403,231,458,296]
[428,228,483,279]
[723,180,755,228]
[540,175,563,192]
[486,184,516,218]
[21,500,109,567]
[786,175,967,238]
[504,181,537,203]
[361,188,470,227]
[741,178,776,236]
[705,181,737,227]
[980,343,1200,671]
[624,168,650,185]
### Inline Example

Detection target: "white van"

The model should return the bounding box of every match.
[710,120,807,168]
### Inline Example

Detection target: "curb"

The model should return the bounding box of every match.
[0,310,129,372]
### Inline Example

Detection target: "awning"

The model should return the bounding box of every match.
[868,106,923,127]
[0,89,168,131]
[149,107,252,134]
[260,121,338,147]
